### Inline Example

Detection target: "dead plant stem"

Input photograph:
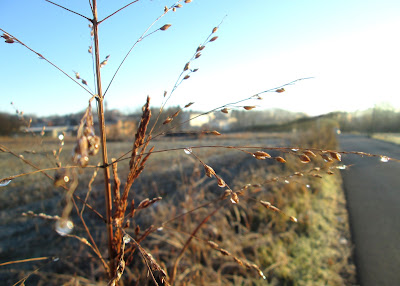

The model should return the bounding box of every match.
[91,0,115,278]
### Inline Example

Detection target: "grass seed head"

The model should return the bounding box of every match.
[209,36,218,42]
[208,240,219,249]
[329,151,342,161]
[183,75,190,80]
[276,88,285,93]
[212,27,218,33]
[299,154,311,163]
[303,150,317,157]
[321,152,333,162]
[275,156,286,163]
[184,102,194,108]
[172,110,181,117]
[253,151,271,160]
[204,164,215,177]
[230,192,239,204]
[183,62,190,71]
[244,106,256,110]
[220,249,230,256]
[197,45,205,52]
[160,24,172,31]
[195,52,202,58]
[289,216,298,223]
[221,108,229,114]
[217,176,226,188]
[260,200,271,209]
[163,117,173,124]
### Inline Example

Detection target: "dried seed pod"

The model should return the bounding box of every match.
[197,45,205,52]
[163,117,173,124]
[183,62,190,71]
[289,216,298,223]
[88,135,100,155]
[184,0,192,3]
[209,36,218,42]
[230,192,239,204]
[321,153,333,162]
[100,60,108,68]
[172,110,181,117]
[212,27,218,33]
[1,33,11,40]
[217,176,226,188]
[244,106,256,110]
[174,4,182,8]
[329,151,342,161]
[293,172,303,176]
[192,68,199,72]
[160,24,172,31]
[303,150,317,157]
[183,75,190,80]
[195,52,201,59]
[275,156,286,163]
[220,249,230,256]
[82,79,88,85]
[211,130,221,135]
[172,7,176,12]
[233,257,243,266]
[253,151,271,159]
[184,102,194,108]
[75,72,81,79]
[260,200,271,209]
[327,170,334,175]
[221,108,229,114]
[137,198,150,209]
[5,38,14,44]
[276,88,285,93]
[164,6,168,13]
[299,154,311,163]
[135,225,140,236]
[207,241,219,249]
[269,205,280,212]
[204,164,215,177]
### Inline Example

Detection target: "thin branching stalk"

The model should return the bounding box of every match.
[98,0,140,24]
[44,0,91,20]
[169,205,223,284]
[91,0,115,278]
[0,28,94,96]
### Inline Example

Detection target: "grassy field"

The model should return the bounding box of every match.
[0,126,356,285]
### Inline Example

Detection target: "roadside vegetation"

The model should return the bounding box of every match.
[0,1,385,285]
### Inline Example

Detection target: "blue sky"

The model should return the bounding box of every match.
[1,0,400,117]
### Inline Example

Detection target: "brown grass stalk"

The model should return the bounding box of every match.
[91,0,115,277]
[169,205,223,284]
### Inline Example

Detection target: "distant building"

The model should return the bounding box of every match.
[185,112,237,131]
[25,125,78,138]
[105,119,136,141]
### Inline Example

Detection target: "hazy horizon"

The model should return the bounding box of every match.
[1,1,399,117]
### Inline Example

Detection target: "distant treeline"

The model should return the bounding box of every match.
[1,105,399,136]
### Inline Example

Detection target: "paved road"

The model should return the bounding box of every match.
[339,134,400,286]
